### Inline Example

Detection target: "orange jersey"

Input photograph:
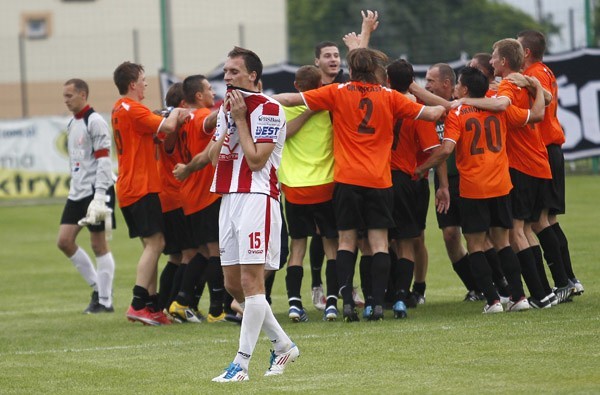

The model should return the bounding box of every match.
[157,143,183,212]
[391,117,439,175]
[111,97,165,207]
[302,82,424,188]
[444,104,530,199]
[178,108,219,215]
[523,62,565,146]
[497,80,552,179]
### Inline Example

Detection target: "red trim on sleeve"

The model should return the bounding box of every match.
[93,149,109,159]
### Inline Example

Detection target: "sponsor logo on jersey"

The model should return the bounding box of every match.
[247,249,264,255]
[219,152,238,161]
[255,125,280,137]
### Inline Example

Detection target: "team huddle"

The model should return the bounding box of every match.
[58,10,584,383]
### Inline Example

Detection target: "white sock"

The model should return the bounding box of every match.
[69,247,97,290]
[233,294,267,372]
[96,252,115,307]
[262,305,292,354]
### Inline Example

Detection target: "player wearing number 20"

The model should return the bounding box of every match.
[415,66,546,313]
[275,48,445,321]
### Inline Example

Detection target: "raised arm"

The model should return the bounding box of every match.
[272,92,304,107]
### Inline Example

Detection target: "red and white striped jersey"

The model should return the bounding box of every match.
[210,89,286,200]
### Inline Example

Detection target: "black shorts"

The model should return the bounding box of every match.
[333,183,395,231]
[509,168,549,222]
[546,144,566,215]
[162,207,191,255]
[187,198,221,246]
[460,195,513,234]
[390,170,421,240]
[415,178,430,231]
[434,174,461,228]
[121,193,164,239]
[285,199,338,239]
[60,186,116,233]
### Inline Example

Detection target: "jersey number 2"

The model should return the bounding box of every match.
[465,116,502,155]
[358,98,375,134]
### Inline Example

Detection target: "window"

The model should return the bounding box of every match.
[21,12,52,40]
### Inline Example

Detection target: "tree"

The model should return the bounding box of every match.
[288,0,558,65]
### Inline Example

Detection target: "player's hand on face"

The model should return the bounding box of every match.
[228,89,248,122]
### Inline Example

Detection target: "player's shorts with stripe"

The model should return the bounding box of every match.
[434,174,461,229]
[187,198,221,246]
[460,194,513,234]
[162,207,192,255]
[219,193,281,270]
[546,144,566,215]
[333,183,395,231]
[390,170,421,240]
[284,198,338,240]
[60,186,116,233]
[121,193,164,239]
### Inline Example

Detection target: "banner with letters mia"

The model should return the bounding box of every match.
[0,114,116,199]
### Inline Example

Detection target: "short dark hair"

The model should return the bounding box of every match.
[458,66,489,99]
[165,82,184,108]
[387,59,414,93]
[113,61,144,95]
[295,65,321,92]
[517,30,546,61]
[227,46,262,86]
[315,41,338,59]
[347,48,389,84]
[471,53,494,80]
[64,78,89,98]
[182,74,207,104]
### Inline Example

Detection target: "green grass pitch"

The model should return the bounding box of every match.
[0,175,598,394]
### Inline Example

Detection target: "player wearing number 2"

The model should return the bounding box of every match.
[416,66,546,313]
[274,48,445,321]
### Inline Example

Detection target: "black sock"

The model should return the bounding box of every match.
[131,285,149,310]
[484,249,510,297]
[517,247,546,300]
[146,294,159,312]
[170,263,186,304]
[497,246,525,300]
[336,250,356,305]
[371,252,391,306]
[359,255,373,306]
[552,222,576,279]
[537,227,569,287]
[452,254,478,292]
[468,251,499,305]
[176,253,207,306]
[158,262,178,311]
[191,275,206,310]
[325,259,338,307]
[207,256,225,316]
[395,258,414,302]
[309,237,324,287]
[412,281,426,296]
[286,265,304,308]
[265,271,275,305]
[531,245,552,295]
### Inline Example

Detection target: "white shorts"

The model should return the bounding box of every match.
[219,193,281,270]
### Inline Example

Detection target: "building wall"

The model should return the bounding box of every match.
[0,0,287,119]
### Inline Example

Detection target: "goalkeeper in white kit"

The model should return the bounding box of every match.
[57,78,116,314]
